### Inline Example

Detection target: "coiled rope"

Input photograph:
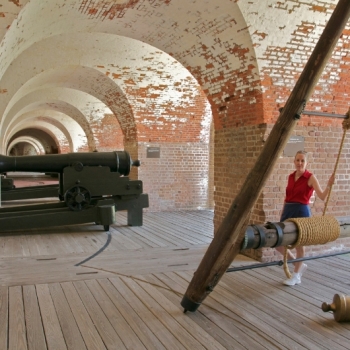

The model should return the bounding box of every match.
[283,216,340,278]
[283,109,350,278]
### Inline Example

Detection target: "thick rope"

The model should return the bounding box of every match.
[283,216,340,278]
[283,109,349,278]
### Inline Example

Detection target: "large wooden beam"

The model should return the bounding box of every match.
[181,0,350,312]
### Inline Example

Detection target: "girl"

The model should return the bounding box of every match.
[276,150,335,286]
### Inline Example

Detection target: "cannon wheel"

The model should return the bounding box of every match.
[64,185,91,211]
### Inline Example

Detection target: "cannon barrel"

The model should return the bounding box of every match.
[0,151,139,176]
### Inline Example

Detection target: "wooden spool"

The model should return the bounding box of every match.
[322,294,350,322]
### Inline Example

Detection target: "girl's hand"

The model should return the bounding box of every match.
[328,173,335,187]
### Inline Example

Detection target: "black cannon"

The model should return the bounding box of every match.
[0,151,149,232]
[1,151,137,201]
[0,151,135,174]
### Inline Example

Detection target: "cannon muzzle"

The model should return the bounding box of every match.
[0,150,139,176]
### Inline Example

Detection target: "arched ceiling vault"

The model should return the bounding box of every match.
[0,0,252,153]
[0,0,345,154]
[7,136,45,156]
[0,1,255,89]
[9,119,70,153]
[0,63,136,152]
[9,128,59,155]
[8,111,85,153]
[4,95,96,151]
[0,32,212,148]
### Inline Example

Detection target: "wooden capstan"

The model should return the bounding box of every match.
[181,0,350,313]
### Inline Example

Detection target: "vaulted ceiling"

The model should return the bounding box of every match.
[0,0,342,155]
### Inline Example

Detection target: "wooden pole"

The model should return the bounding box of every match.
[181,0,350,312]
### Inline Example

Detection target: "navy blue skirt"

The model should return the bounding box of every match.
[280,203,311,222]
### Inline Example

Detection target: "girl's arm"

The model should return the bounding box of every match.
[309,173,335,201]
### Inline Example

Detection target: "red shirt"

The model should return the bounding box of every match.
[285,170,314,204]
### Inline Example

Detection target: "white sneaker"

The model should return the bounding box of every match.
[299,263,307,276]
[283,272,301,286]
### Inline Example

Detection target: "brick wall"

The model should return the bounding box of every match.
[88,113,124,152]
[138,142,213,211]
[263,123,350,221]
[213,124,267,230]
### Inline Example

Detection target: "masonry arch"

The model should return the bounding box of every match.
[8,128,59,155]
[4,99,94,152]
[9,119,70,154]
[7,136,45,156]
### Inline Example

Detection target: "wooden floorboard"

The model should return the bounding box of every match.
[48,282,86,350]
[0,208,350,349]
[8,286,27,350]
[0,286,8,350]
[23,285,47,350]
[36,283,67,349]
[145,272,271,350]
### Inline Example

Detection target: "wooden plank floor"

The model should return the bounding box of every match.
[0,208,350,349]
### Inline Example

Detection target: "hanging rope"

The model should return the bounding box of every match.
[323,109,350,215]
[283,108,350,278]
